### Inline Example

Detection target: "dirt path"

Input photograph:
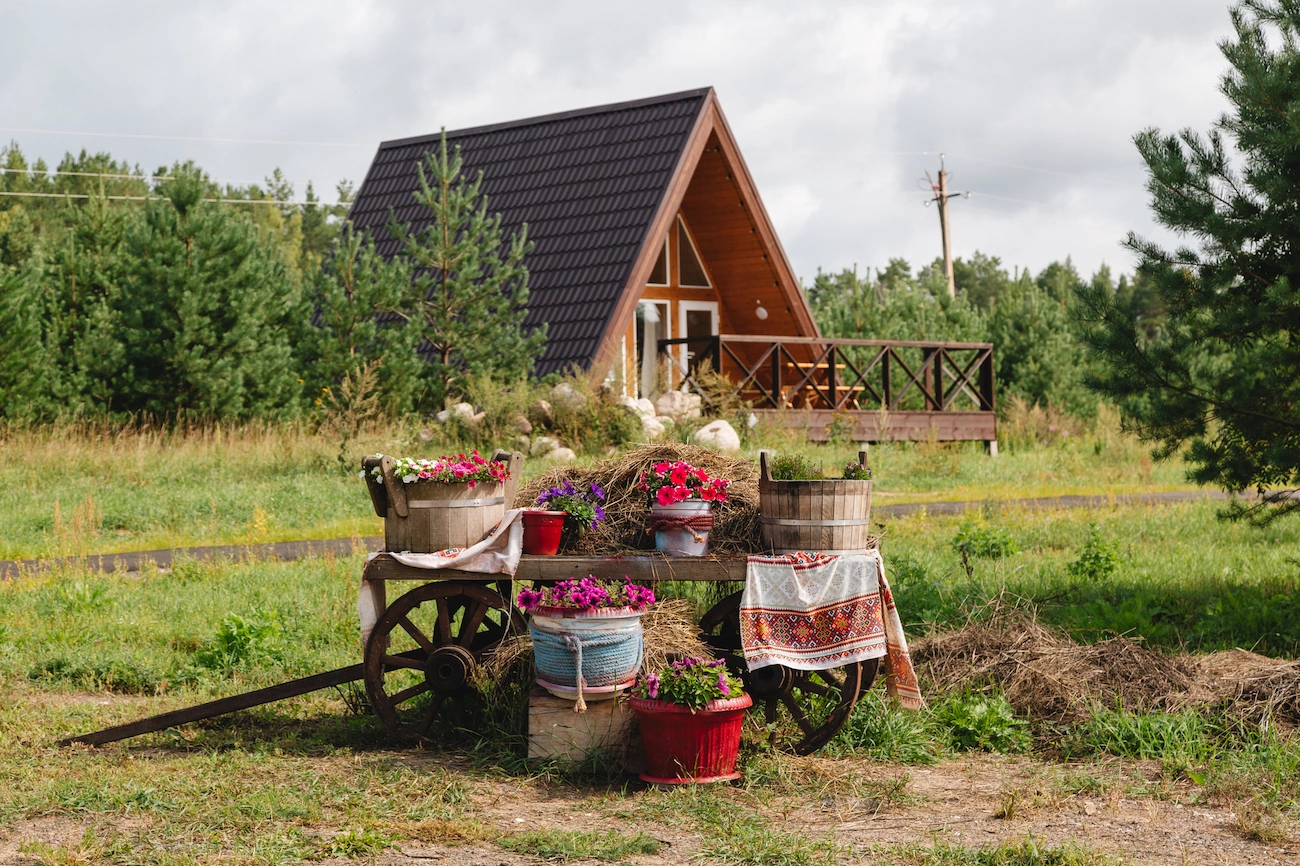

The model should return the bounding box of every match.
[4,753,1287,865]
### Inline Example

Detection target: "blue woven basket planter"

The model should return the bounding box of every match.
[529,607,644,693]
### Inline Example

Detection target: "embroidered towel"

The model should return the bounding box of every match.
[740,549,923,709]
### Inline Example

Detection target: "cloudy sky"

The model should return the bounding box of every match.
[2,0,1237,283]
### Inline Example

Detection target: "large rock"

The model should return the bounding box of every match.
[654,390,702,421]
[639,414,667,440]
[693,419,741,454]
[635,397,656,417]
[545,446,577,464]
[551,383,588,412]
[530,435,561,457]
[451,402,476,423]
[511,413,533,435]
[527,399,553,428]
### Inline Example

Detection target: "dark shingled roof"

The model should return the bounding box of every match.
[347,89,710,377]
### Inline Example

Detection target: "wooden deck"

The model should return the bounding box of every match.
[659,334,998,443]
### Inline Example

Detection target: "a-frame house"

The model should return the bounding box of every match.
[349,88,996,443]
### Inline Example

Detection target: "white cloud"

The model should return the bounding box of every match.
[0,0,1238,280]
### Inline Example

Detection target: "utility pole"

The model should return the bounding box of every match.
[926,154,968,299]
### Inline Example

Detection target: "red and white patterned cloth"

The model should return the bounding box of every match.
[740,550,923,709]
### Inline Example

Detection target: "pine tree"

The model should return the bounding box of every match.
[388,131,545,408]
[0,259,46,418]
[298,223,423,415]
[1075,0,1300,520]
[112,169,302,418]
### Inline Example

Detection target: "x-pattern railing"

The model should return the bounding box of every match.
[658,335,995,413]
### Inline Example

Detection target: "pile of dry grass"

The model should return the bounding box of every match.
[516,443,763,555]
[913,603,1300,727]
[912,606,1196,722]
[476,597,712,689]
[1185,650,1300,726]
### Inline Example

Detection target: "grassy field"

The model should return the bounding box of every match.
[1,496,1297,862]
[0,427,1294,864]
[0,420,1194,560]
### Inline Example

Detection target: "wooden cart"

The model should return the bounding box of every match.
[360,552,877,756]
[64,452,878,756]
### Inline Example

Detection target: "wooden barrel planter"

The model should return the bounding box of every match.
[758,451,872,555]
[362,450,522,553]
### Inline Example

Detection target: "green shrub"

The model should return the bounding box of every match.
[952,522,1018,559]
[1067,524,1121,581]
[193,609,286,671]
[768,453,824,480]
[933,692,1032,753]
[29,655,163,694]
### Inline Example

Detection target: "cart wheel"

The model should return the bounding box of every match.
[699,590,878,756]
[363,581,523,744]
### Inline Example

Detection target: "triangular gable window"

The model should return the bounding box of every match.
[677,216,711,287]
[648,236,669,285]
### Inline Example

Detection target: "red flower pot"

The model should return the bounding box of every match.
[522,510,566,555]
[629,694,752,784]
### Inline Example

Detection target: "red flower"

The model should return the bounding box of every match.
[656,486,675,506]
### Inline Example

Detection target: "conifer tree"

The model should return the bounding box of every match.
[1076,1,1300,520]
[298,223,423,415]
[388,131,545,408]
[113,169,301,418]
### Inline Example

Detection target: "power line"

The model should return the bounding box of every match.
[0,190,342,207]
[0,127,371,148]
[0,166,319,188]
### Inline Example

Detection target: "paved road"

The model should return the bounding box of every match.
[0,489,1230,579]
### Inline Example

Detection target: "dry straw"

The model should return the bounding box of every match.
[476,597,713,689]
[911,597,1300,727]
[516,443,763,555]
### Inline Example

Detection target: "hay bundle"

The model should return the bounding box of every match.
[912,608,1196,721]
[1184,649,1300,726]
[517,444,762,555]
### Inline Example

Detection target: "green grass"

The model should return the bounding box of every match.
[874,838,1131,865]
[0,422,1195,559]
[498,829,662,861]
[879,498,1300,656]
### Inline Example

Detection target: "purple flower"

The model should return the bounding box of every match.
[717,672,730,696]
[646,673,660,699]
[591,483,605,501]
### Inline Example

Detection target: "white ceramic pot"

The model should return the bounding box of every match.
[650,500,713,557]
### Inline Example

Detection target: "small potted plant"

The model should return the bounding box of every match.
[628,657,751,784]
[524,480,606,555]
[517,577,656,711]
[639,461,730,556]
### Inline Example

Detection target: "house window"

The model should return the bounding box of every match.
[677,217,711,287]
[647,236,669,286]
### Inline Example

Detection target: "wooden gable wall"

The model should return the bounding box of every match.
[591,93,819,389]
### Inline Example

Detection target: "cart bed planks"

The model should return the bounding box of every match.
[362,553,749,583]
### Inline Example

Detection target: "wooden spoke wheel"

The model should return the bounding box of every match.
[699,590,878,756]
[363,581,523,744]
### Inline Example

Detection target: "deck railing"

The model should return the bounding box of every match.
[656,334,997,442]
